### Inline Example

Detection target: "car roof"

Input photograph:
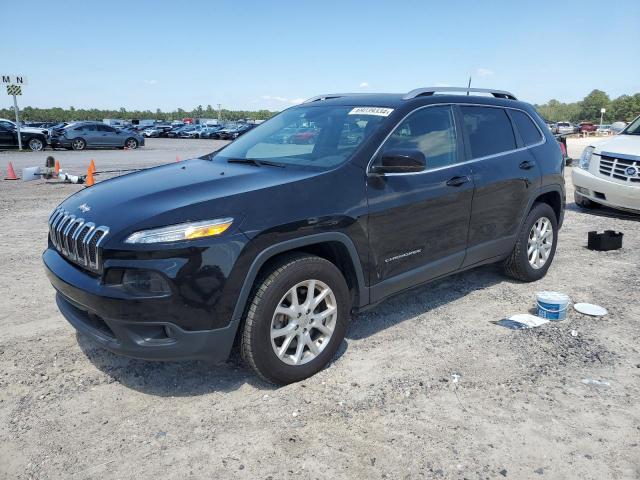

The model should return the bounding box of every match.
[294,87,533,111]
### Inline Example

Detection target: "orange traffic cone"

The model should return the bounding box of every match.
[5,162,19,180]
[54,160,61,177]
[89,159,96,173]
[85,167,95,187]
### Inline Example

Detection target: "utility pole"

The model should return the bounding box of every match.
[217,103,222,123]
[12,91,22,150]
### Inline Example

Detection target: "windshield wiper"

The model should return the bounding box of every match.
[227,158,285,168]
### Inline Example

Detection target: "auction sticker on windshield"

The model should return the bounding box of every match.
[348,107,394,117]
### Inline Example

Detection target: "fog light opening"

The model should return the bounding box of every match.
[122,269,172,296]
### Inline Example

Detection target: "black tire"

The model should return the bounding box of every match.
[124,138,138,149]
[71,138,86,151]
[574,191,597,209]
[241,254,351,385]
[504,202,558,282]
[28,137,45,151]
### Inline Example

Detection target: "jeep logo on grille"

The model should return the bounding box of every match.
[625,166,637,177]
[78,203,91,213]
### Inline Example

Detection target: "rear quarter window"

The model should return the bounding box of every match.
[511,110,543,146]
[460,106,516,158]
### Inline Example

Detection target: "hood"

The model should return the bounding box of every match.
[20,126,47,135]
[593,134,640,158]
[57,158,320,243]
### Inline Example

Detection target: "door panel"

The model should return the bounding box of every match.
[366,105,474,302]
[0,127,15,146]
[459,105,541,266]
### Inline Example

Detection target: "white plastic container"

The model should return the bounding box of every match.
[536,291,570,321]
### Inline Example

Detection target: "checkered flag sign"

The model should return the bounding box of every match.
[7,85,21,96]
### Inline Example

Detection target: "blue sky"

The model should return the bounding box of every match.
[2,0,639,111]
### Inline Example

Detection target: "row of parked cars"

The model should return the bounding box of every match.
[547,121,625,135]
[141,122,258,140]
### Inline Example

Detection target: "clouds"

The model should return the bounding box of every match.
[143,79,158,85]
[475,68,494,77]
[359,82,369,88]
[261,95,304,105]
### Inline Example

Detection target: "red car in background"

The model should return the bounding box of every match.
[578,122,597,134]
[289,128,319,144]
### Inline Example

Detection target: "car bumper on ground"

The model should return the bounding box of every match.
[43,248,237,362]
[572,167,640,212]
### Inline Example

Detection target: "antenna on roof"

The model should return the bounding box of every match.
[467,76,471,95]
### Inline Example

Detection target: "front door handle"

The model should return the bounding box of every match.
[446,175,470,187]
[519,160,536,170]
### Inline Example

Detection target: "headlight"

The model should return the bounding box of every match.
[579,146,594,170]
[125,218,233,244]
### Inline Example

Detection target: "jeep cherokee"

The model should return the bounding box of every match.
[44,87,565,384]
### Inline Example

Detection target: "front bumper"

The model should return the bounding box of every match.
[43,248,237,362]
[572,167,640,212]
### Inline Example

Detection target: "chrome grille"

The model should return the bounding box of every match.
[48,208,109,272]
[599,154,640,183]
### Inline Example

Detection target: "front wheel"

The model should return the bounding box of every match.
[124,138,138,149]
[28,137,45,151]
[241,254,351,384]
[504,202,558,282]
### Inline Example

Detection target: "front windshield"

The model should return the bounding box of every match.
[213,105,387,169]
[623,115,640,135]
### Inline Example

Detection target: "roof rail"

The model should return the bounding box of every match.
[403,87,517,101]
[303,93,373,103]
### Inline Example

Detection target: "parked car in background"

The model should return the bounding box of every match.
[180,124,212,138]
[573,114,640,213]
[216,123,257,140]
[200,125,225,138]
[0,123,48,151]
[555,122,573,135]
[51,122,144,150]
[0,118,49,137]
[610,121,627,134]
[578,122,597,134]
[167,125,189,138]
[289,127,319,144]
[142,127,162,138]
[597,124,612,135]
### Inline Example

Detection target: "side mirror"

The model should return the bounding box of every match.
[370,148,426,174]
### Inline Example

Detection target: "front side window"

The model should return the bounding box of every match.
[380,106,457,170]
[461,106,516,158]
[214,105,387,170]
[511,110,543,146]
[623,115,640,135]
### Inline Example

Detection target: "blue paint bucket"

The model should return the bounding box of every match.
[536,291,570,321]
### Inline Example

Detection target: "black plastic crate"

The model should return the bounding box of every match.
[588,230,623,251]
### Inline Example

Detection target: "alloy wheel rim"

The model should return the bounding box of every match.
[270,279,337,366]
[30,139,43,151]
[528,217,553,269]
[126,139,137,148]
[73,139,84,150]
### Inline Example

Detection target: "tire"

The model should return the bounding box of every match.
[124,138,138,149]
[241,254,351,385]
[504,202,558,282]
[71,138,86,151]
[574,191,597,209]
[28,137,44,151]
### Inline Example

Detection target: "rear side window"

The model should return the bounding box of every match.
[381,106,457,170]
[461,106,516,158]
[512,110,543,146]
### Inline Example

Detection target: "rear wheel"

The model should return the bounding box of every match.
[241,254,350,384]
[574,191,597,209]
[504,202,558,282]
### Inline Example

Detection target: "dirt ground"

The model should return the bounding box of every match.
[1,138,639,479]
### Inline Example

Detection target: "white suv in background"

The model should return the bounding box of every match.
[573,114,640,213]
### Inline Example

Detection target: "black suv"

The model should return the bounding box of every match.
[44,87,565,384]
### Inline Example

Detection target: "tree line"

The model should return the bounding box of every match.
[535,89,640,124]
[2,90,638,125]
[0,104,278,123]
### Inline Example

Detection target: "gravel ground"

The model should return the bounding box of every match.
[1,138,639,479]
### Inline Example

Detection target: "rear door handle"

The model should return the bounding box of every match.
[519,160,536,170]
[446,175,470,187]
